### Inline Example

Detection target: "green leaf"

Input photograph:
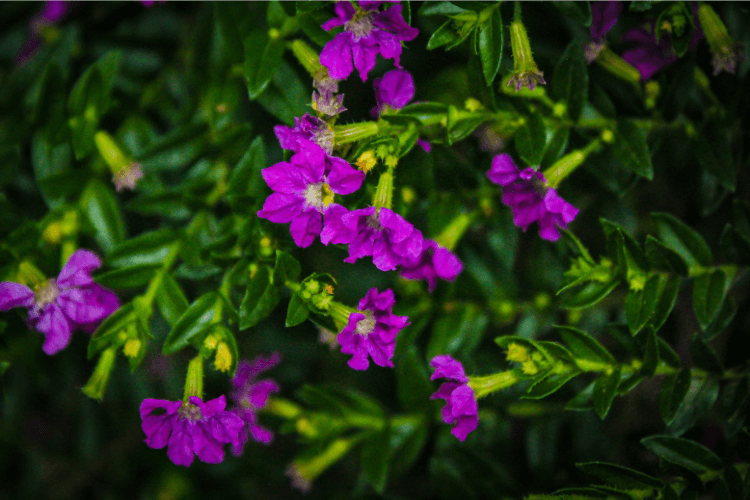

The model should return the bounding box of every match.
[162,293,219,355]
[694,117,736,191]
[239,267,280,330]
[565,380,595,411]
[556,326,616,366]
[552,1,592,25]
[701,295,736,341]
[593,366,621,419]
[478,7,502,85]
[515,113,547,167]
[690,337,723,374]
[81,180,127,254]
[692,269,730,330]
[645,236,689,276]
[625,274,660,335]
[298,11,334,46]
[722,376,750,437]
[285,293,310,327]
[244,31,285,100]
[559,279,621,309]
[639,326,658,377]
[541,125,570,168]
[88,304,136,358]
[720,225,750,266]
[658,368,692,425]
[31,131,75,209]
[156,273,189,327]
[272,250,301,286]
[227,136,266,211]
[390,415,429,479]
[652,212,712,268]
[426,19,460,50]
[427,304,487,360]
[523,369,581,399]
[361,424,391,493]
[94,264,161,289]
[256,61,309,124]
[553,40,588,122]
[657,337,681,369]
[446,106,490,145]
[577,462,662,489]
[649,275,681,332]
[107,229,180,268]
[640,435,723,477]
[667,377,719,437]
[396,345,434,413]
[611,119,653,180]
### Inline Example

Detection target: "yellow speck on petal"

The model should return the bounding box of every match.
[356,151,377,173]
[214,342,232,372]
[123,338,142,358]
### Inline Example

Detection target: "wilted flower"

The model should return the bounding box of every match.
[337,288,409,370]
[140,395,244,467]
[257,140,365,248]
[274,113,336,155]
[487,154,578,241]
[230,353,281,455]
[320,1,419,82]
[0,250,119,355]
[430,355,478,441]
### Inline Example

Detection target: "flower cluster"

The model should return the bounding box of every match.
[230,353,281,455]
[337,288,409,370]
[430,355,478,441]
[487,154,578,241]
[140,396,244,467]
[0,250,119,355]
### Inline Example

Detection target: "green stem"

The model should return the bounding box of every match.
[543,139,601,188]
[469,370,521,399]
[183,355,204,402]
[372,169,394,210]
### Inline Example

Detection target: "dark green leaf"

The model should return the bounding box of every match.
[81,180,127,254]
[541,125,570,168]
[668,377,719,437]
[611,119,653,180]
[95,264,161,289]
[640,435,723,476]
[227,136,266,210]
[553,40,588,122]
[390,415,429,479]
[593,366,621,419]
[361,424,391,493]
[692,269,729,330]
[523,369,581,399]
[396,346,434,413]
[720,225,750,266]
[256,61,309,124]
[244,31,285,99]
[565,380,595,411]
[273,250,301,286]
[515,113,547,167]
[239,267,281,330]
[427,19,461,50]
[645,236,689,276]
[107,229,181,268]
[690,337,723,374]
[650,275,681,332]
[427,304,487,360]
[658,368,692,425]
[694,118,736,191]
[652,212,712,267]
[556,326,616,366]
[577,462,662,489]
[722,377,750,437]
[420,1,467,16]
[625,274,660,335]
[559,279,621,309]
[156,273,189,327]
[446,106,489,145]
[285,293,310,327]
[478,7,502,85]
[162,293,219,355]
[639,326,658,377]
[552,1,592,25]
[701,296,736,341]
[298,11,334,46]
[88,304,136,358]
[657,338,681,369]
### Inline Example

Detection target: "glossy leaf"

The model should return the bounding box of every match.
[515,112,547,167]
[272,250,301,286]
[652,212,712,267]
[523,369,581,399]
[701,296,737,341]
[162,293,219,355]
[239,267,280,330]
[107,229,181,268]
[649,274,681,332]
[592,366,621,419]
[478,7,502,85]
[638,326,658,377]
[94,263,161,289]
[245,31,285,99]
[155,273,189,327]
[81,180,127,254]
[692,269,729,330]
[640,435,723,476]
[285,293,310,327]
[556,326,616,366]
[361,424,391,493]
[645,236,689,276]
[611,119,653,180]
[625,274,660,335]
[553,40,588,122]
[667,377,719,437]
[658,368,691,425]
[559,279,620,309]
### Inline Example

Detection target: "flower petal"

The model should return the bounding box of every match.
[34,304,73,355]
[56,249,101,288]
[257,193,305,223]
[320,32,354,81]
[0,282,35,310]
[290,209,323,248]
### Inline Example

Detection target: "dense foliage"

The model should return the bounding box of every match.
[0,1,749,499]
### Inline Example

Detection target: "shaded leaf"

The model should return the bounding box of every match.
[658,369,691,425]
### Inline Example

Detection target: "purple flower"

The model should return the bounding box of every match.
[622,8,704,80]
[320,1,419,82]
[400,240,463,292]
[274,113,335,155]
[337,288,409,370]
[0,250,120,355]
[372,69,414,116]
[257,140,365,248]
[17,1,71,65]
[140,395,244,467]
[430,355,478,441]
[322,206,423,271]
[230,353,281,455]
[487,154,578,242]
[585,1,623,63]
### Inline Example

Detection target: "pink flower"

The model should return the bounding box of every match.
[230,354,281,455]
[0,250,119,355]
[430,355,478,441]
[140,395,244,467]
[400,240,463,292]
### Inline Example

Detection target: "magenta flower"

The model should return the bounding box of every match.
[257,140,365,248]
[372,69,414,116]
[230,353,281,455]
[320,1,419,82]
[0,250,120,355]
[140,395,244,467]
[585,1,623,63]
[274,114,335,155]
[622,8,704,80]
[400,240,463,292]
[430,355,478,442]
[337,288,409,370]
[17,1,71,65]
[322,206,423,272]
[487,154,578,242]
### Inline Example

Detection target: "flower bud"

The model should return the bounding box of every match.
[183,355,204,401]
[333,122,379,144]
[214,342,232,372]
[507,7,546,92]
[82,347,117,401]
[290,39,325,79]
[595,46,641,83]
[697,4,747,76]
[95,131,144,192]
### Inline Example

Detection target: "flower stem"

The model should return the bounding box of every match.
[183,355,204,402]
[434,211,476,251]
[542,139,601,188]
[372,169,394,211]
[82,347,117,401]
[468,370,520,399]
